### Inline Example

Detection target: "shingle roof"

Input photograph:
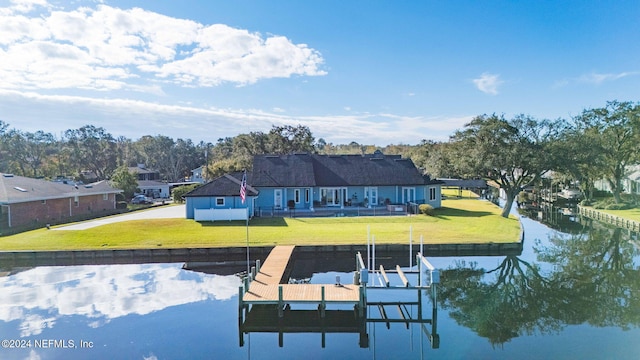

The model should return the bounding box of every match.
[184,173,259,197]
[251,153,432,187]
[0,173,122,204]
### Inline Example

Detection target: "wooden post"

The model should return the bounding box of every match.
[278,285,284,318]
[320,286,326,318]
[256,259,261,273]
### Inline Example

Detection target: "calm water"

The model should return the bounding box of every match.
[1,211,639,359]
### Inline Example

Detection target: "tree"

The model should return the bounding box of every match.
[411,140,459,178]
[573,101,640,203]
[450,114,560,217]
[64,125,118,180]
[111,165,139,199]
[267,125,315,154]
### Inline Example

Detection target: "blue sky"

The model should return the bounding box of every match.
[1,0,639,145]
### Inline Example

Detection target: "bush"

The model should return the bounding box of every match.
[116,201,128,210]
[419,204,435,216]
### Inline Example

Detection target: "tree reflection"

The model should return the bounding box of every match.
[439,257,559,346]
[536,224,640,329]
[438,222,640,346]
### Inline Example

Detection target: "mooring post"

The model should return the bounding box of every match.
[417,253,422,287]
[256,259,261,273]
[409,225,413,268]
[238,286,244,315]
[278,285,284,318]
[320,286,326,318]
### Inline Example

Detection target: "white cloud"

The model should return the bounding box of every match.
[0,89,469,145]
[0,3,326,91]
[472,72,502,95]
[554,71,640,88]
[577,71,640,84]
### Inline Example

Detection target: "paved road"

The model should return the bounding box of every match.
[53,204,186,230]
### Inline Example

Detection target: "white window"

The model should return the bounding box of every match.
[74,196,79,207]
[216,197,225,206]
[103,193,109,201]
[294,189,301,204]
[429,187,437,201]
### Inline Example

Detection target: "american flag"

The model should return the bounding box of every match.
[240,170,247,204]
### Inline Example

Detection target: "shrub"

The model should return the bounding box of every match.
[419,204,435,216]
[116,201,128,210]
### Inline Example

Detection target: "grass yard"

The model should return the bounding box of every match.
[582,206,640,223]
[0,199,521,251]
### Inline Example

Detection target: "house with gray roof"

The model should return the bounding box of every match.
[184,151,442,220]
[0,173,122,232]
[184,173,258,220]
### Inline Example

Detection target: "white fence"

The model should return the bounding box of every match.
[194,208,248,221]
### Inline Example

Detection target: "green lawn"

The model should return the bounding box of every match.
[0,199,521,251]
[583,206,640,222]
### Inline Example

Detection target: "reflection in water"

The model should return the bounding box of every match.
[238,288,439,350]
[0,263,241,337]
[438,209,640,347]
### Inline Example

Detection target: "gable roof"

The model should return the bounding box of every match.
[0,173,122,204]
[184,173,259,198]
[251,153,433,187]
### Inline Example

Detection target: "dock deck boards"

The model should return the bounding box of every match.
[254,245,295,285]
[243,245,360,304]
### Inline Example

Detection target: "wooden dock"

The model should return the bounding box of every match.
[240,245,363,317]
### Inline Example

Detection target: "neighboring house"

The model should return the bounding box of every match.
[0,173,122,231]
[594,165,640,195]
[128,165,169,198]
[137,180,170,199]
[250,152,442,211]
[184,173,258,221]
[129,164,160,181]
[184,152,442,221]
[190,166,206,184]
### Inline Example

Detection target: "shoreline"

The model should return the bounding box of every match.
[0,242,523,271]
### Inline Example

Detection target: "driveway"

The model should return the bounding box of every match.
[53,204,186,230]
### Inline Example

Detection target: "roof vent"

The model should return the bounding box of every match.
[84,185,93,188]
[13,186,27,192]
[3,174,14,178]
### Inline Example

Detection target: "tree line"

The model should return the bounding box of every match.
[1,100,639,217]
[414,100,640,217]
[0,122,410,184]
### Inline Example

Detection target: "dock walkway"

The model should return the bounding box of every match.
[241,245,362,313]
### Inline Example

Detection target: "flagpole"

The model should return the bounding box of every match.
[246,205,250,277]
[240,170,250,278]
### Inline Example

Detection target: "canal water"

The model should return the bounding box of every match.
[0,210,639,359]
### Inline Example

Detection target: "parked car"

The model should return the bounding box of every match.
[131,195,153,204]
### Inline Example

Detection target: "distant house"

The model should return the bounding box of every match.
[128,164,169,198]
[594,165,640,195]
[190,166,206,184]
[129,164,160,181]
[184,173,258,221]
[183,152,442,220]
[137,180,170,199]
[0,173,122,232]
